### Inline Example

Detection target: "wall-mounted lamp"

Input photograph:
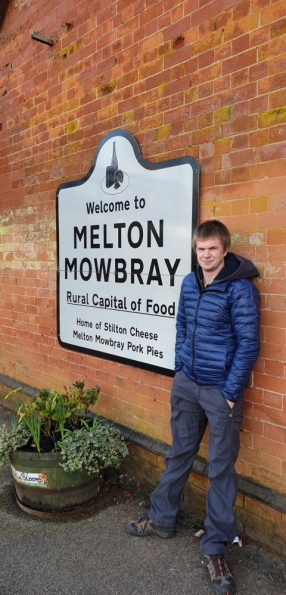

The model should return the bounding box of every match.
[31,31,54,46]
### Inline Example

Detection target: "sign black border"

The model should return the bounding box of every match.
[56,129,199,377]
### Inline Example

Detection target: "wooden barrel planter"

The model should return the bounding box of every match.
[9,450,103,514]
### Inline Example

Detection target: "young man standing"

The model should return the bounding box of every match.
[125,220,260,595]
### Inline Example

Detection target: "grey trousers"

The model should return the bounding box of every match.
[148,370,244,556]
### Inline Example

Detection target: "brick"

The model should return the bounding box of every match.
[261,1,286,26]
[1,0,286,525]
[254,434,285,460]
[231,133,249,151]
[231,167,249,184]
[170,3,184,22]
[192,30,224,57]
[264,423,285,445]
[191,95,221,117]
[269,88,286,109]
[214,41,231,62]
[164,45,192,68]
[231,68,249,89]
[191,0,222,27]
[139,1,164,28]
[250,196,269,213]
[214,170,231,186]
[256,175,286,196]
[243,416,264,439]
[163,76,190,95]
[199,142,213,159]
[224,13,259,42]
[191,63,221,86]
[155,124,170,140]
[268,159,286,177]
[249,61,268,84]
[222,148,257,168]
[242,446,262,466]
[258,212,286,228]
[249,25,269,49]
[270,17,286,39]
[261,453,282,475]
[214,76,231,95]
[164,106,190,124]
[269,124,286,144]
[220,213,258,231]
[263,325,286,352]
[139,31,164,53]
[258,36,286,62]
[198,112,214,128]
[265,359,285,379]
[258,72,286,95]
[170,120,184,136]
[198,81,214,99]
[139,87,164,106]
[244,497,282,526]
[231,198,250,215]
[232,0,251,19]
[258,142,286,163]
[232,33,249,55]
[265,293,286,311]
[214,138,231,155]
[222,83,257,112]
[240,430,253,448]
[164,15,191,42]
[198,49,214,70]
[249,95,268,116]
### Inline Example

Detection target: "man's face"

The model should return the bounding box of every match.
[195,236,228,277]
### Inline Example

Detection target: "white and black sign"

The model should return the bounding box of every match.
[56,130,199,375]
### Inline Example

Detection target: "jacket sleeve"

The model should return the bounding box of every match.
[221,280,260,402]
[174,279,187,371]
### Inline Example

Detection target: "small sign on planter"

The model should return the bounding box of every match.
[56,129,199,375]
[11,466,49,487]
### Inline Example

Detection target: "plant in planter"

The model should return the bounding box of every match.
[0,381,128,514]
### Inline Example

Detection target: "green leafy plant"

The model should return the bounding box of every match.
[17,381,101,443]
[0,381,128,474]
[59,421,128,475]
[17,407,42,452]
[0,423,30,469]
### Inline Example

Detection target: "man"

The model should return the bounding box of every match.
[125,220,260,595]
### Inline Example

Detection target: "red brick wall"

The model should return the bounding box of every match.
[0,0,286,501]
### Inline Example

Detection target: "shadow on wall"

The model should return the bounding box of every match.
[0,0,11,28]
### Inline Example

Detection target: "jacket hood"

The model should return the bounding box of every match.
[196,252,259,286]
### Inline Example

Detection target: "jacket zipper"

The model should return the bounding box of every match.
[191,293,202,383]
[191,284,224,383]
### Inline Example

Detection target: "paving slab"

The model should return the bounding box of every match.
[0,408,285,595]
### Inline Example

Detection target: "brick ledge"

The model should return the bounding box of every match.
[0,373,285,515]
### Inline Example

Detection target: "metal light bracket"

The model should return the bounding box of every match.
[31,31,54,46]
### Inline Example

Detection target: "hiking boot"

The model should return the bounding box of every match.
[202,554,235,595]
[124,514,175,538]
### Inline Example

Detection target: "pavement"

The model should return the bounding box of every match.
[0,407,286,595]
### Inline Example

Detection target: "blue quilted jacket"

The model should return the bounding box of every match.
[174,252,260,402]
